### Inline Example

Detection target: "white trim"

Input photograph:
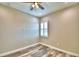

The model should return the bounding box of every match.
[0,42,79,57]
[18,46,43,57]
[39,42,79,57]
[0,42,40,57]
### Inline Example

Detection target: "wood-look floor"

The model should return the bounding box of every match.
[3,44,76,57]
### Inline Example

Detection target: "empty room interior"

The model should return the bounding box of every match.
[0,2,79,57]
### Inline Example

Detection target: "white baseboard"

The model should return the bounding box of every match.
[0,42,79,57]
[39,42,79,57]
[18,46,43,57]
[0,42,40,57]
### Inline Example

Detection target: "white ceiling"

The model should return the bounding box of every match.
[0,2,78,17]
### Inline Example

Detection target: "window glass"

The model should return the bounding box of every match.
[40,21,48,37]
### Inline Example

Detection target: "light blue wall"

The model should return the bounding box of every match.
[0,4,39,54]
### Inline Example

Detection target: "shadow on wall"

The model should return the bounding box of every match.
[0,4,39,54]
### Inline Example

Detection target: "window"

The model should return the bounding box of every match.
[40,21,48,37]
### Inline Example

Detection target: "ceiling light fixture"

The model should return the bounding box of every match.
[35,2,39,8]
[30,2,44,10]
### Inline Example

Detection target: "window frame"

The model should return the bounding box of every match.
[40,21,48,38]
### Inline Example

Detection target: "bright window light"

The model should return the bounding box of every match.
[40,21,48,38]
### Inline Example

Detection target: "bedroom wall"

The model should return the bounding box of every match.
[0,4,39,54]
[41,4,79,54]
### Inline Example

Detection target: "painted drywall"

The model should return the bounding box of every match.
[0,4,39,54]
[41,4,79,54]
